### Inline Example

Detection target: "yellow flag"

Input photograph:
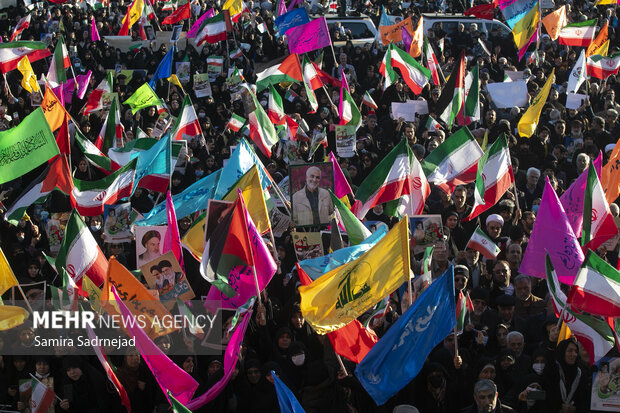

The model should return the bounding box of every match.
[556,321,572,344]
[17,56,40,94]
[518,68,555,138]
[0,247,19,295]
[512,6,539,51]
[299,218,410,334]
[167,74,184,90]
[223,165,271,234]
[122,0,144,26]
[82,275,102,313]
[0,304,30,330]
[591,40,610,57]
[602,137,620,203]
[587,23,609,57]
[595,0,616,5]
[223,0,246,16]
[182,213,206,260]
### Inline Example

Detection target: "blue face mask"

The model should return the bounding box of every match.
[482,336,489,346]
[532,205,540,214]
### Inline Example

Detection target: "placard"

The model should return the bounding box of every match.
[334,124,356,158]
[140,251,195,310]
[391,101,428,121]
[566,92,587,110]
[175,61,191,84]
[591,357,620,411]
[289,162,335,227]
[135,225,166,269]
[193,73,212,98]
[103,202,133,244]
[410,214,445,254]
[292,231,324,261]
[486,80,529,108]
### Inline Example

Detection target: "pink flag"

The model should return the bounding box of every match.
[518,29,538,61]
[401,26,413,54]
[91,17,100,41]
[163,190,185,272]
[76,71,92,100]
[186,8,215,38]
[53,82,74,106]
[329,151,352,198]
[288,0,302,8]
[276,0,287,16]
[113,287,199,405]
[204,193,277,313]
[560,152,602,237]
[287,17,331,55]
[186,310,252,410]
[519,177,585,284]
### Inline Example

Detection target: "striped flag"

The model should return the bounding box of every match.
[29,376,55,413]
[380,44,431,94]
[50,268,79,311]
[47,35,71,88]
[559,19,597,47]
[425,115,441,132]
[582,163,618,250]
[256,53,303,92]
[456,289,473,334]
[569,250,620,317]
[84,72,113,115]
[242,83,279,157]
[338,72,362,130]
[463,64,480,124]
[466,226,501,259]
[195,13,227,45]
[423,36,442,86]
[227,113,246,132]
[10,14,31,42]
[362,91,378,109]
[587,52,620,79]
[94,96,125,155]
[0,41,51,73]
[171,95,203,141]
[301,55,319,112]
[230,47,243,59]
[437,51,466,129]
[268,83,285,125]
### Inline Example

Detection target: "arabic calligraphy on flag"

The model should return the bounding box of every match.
[287,17,331,55]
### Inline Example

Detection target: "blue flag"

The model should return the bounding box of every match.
[132,133,171,195]
[299,226,387,280]
[274,7,309,36]
[214,139,271,199]
[272,370,305,413]
[149,45,175,88]
[355,266,456,405]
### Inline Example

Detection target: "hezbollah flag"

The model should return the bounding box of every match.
[0,304,30,330]
[299,218,410,334]
[222,165,271,234]
[0,247,19,295]
[518,68,555,137]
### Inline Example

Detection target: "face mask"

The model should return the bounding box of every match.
[482,336,489,346]
[198,113,206,118]
[291,354,305,366]
[195,170,204,177]
[91,224,101,232]
[532,363,545,375]
[532,205,540,214]
[373,206,384,215]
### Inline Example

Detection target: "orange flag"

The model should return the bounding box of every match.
[379,17,414,45]
[409,16,424,58]
[41,86,68,132]
[603,140,620,204]
[542,5,567,41]
[587,22,609,57]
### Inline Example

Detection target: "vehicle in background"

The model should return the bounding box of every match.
[322,14,378,46]
[422,14,512,37]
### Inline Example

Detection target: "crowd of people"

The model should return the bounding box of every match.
[1,0,620,412]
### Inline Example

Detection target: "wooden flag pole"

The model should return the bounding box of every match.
[30,374,62,402]
[16,284,34,314]
[336,354,347,375]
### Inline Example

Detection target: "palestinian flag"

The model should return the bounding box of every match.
[227,113,246,132]
[301,56,319,112]
[569,250,620,317]
[10,14,31,42]
[256,54,303,92]
[586,53,620,79]
[582,163,618,250]
[423,37,442,85]
[437,51,466,129]
[199,196,254,298]
[284,88,299,102]
[72,159,137,217]
[559,19,597,47]
[5,156,74,224]
[466,226,501,259]
[55,210,108,285]
[94,96,125,155]
[311,61,341,88]
[456,289,473,334]
[546,255,615,365]
[352,140,430,219]
[362,91,378,110]
[425,115,441,132]
[172,95,203,140]
[380,43,431,94]
[268,83,285,125]
[47,35,71,88]
[50,268,79,311]
[339,74,362,130]
[74,129,121,173]
[242,84,279,157]
[465,133,514,220]
[29,378,55,413]
[0,41,51,73]
[195,13,227,45]
[421,127,484,189]
[463,64,481,124]
[84,73,113,115]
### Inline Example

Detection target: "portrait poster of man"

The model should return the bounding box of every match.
[140,251,195,309]
[410,215,445,254]
[135,225,167,269]
[289,162,334,227]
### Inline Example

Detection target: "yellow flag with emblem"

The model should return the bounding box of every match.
[0,304,29,330]
[82,275,102,313]
[299,218,410,334]
[182,212,206,260]
[17,56,40,94]
[518,69,555,138]
[0,247,19,295]
[223,165,271,234]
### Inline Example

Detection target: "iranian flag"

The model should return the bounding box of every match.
[380,43,431,94]
[425,115,441,132]
[47,35,71,88]
[362,91,378,109]
[268,83,285,125]
[242,84,279,157]
[84,73,113,115]
[0,41,51,73]
[586,52,620,79]
[256,53,303,91]
[55,210,108,286]
[29,377,55,413]
[569,250,620,317]
[72,159,137,217]
[456,289,473,334]
[582,163,618,250]
[463,64,481,124]
[546,254,615,365]
[421,127,484,189]
[227,113,246,132]
[10,14,31,42]
[352,139,429,219]
[465,133,514,220]
[559,19,597,47]
[466,226,501,259]
[207,55,223,68]
[5,156,74,224]
[301,56,319,112]
[437,51,466,129]
[172,95,203,140]
[94,96,125,155]
[50,268,79,311]
[423,36,442,85]
[339,73,362,130]
[74,129,121,173]
[195,13,227,45]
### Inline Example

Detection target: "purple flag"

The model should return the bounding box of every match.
[186,8,215,39]
[53,82,74,106]
[329,151,353,198]
[113,287,199,406]
[520,177,584,284]
[560,152,602,237]
[203,194,277,313]
[288,0,302,8]
[287,17,331,55]
[76,71,92,100]
[163,190,185,272]
[91,16,100,42]
[186,310,252,410]
[401,26,413,54]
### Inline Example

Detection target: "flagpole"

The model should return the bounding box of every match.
[16,284,34,314]
[30,373,62,402]
[336,353,347,375]
[407,277,413,307]
[535,0,542,58]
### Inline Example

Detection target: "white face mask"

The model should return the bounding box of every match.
[291,354,305,367]
[532,363,545,375]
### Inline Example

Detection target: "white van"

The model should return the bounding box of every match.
[322,14,378,46]
[422,13,512,37]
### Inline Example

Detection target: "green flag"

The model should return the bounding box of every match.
[168,390,192,413]
[0,108,59,185]
[329,189,372,245]
[123,83,163,114]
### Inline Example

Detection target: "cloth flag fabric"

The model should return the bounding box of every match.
[355,266,456,405]
[425,116,441,132]
[545,255,615,365]
[582,162,618,250]
[287,17,331,55]
[186,8,215,38]
[0,41,50,73]
[29,377,55,413]
[331,190,372,246]
[466,133,514,220]
[222,0,248,22]
[467,226,501,259]
[569,250,620,317]
[169,390,192,413]
[84,73,112,114]
[559,19,597,47]
[161,2,190,25]
[587,22,609,57]
[131,134,172,194]
[498,0,538,29]
[300,56,319,112]
[338,73,362,129]
[95,97,125,154]
[409,16,424,58]
[511,5,539,60]
[41,85,69,131]
[567,50,587,94]
[227,113,246,132]
[275,7,309,36]
[0,304,29,331]
[163,190,185,272]
[329,151,353,198]
[172,94,202,140]
[272,370,306,413]
[0,247,19,295]
[195,13,227,45]
[421,127,483,189]
[299,219,410,334]
[241,83,279,157]
[124,83,163,114]
[603,139,620,203]
[437,51,466,129]
[361,91,378,109]
[10,14,30,41]
[17,56,39,94]
[542,4,567,41]
[456,289,473,334]
[423,37,442,86]
[520,177,585,284]
[55,210,108,285]
[352,140,428,219]
[463,64,481,124]
[586,52,620,79]
[118,0,144,35]
[5,155,74,224]
[379,44,430,95]
[268,83,285,125]
[50,268,79,311]
[222,165,271,234]
[91,16,100,41]
[149,45,174,88]
[327,319,378,364]
[465,1,496,19]
[256,53,303,91]
[47,35,70,88]
[518,68,554,137]
[402,26,412,56]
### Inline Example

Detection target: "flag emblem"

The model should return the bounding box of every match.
[412,177,422,189]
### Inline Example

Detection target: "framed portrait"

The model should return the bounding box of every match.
[145,25,156,41]
[103,202,133,244]
[289,162,335,227]
[135,225,167,269]
[409,215,445,254]
[170,24,183,43]
[140,251,195,309]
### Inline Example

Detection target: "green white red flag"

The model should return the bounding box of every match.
[423,36,442,85]
[338,73,362,130]
[227,113,246,132]
[466,225,501,259]
[379,43,431,94]
[456,289,473,334]
[437,51,466,129]
[241,83,279,157]
[583,162,618,250]
[47,35,71,88]
[268,83,285,125]
[172,95,203,141]
[29,376,55,413]
[95,96,125,155]
[569,250,620,317]
[586,52,620,79]
[559,19,597,47]
[362,91,378,109]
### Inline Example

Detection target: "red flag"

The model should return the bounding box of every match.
[311,62,341,88]
[162,3,191,25]
[296,263,313,286]
[464,1,496,20]
[327,319,378,363]
[55,114,70,155]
